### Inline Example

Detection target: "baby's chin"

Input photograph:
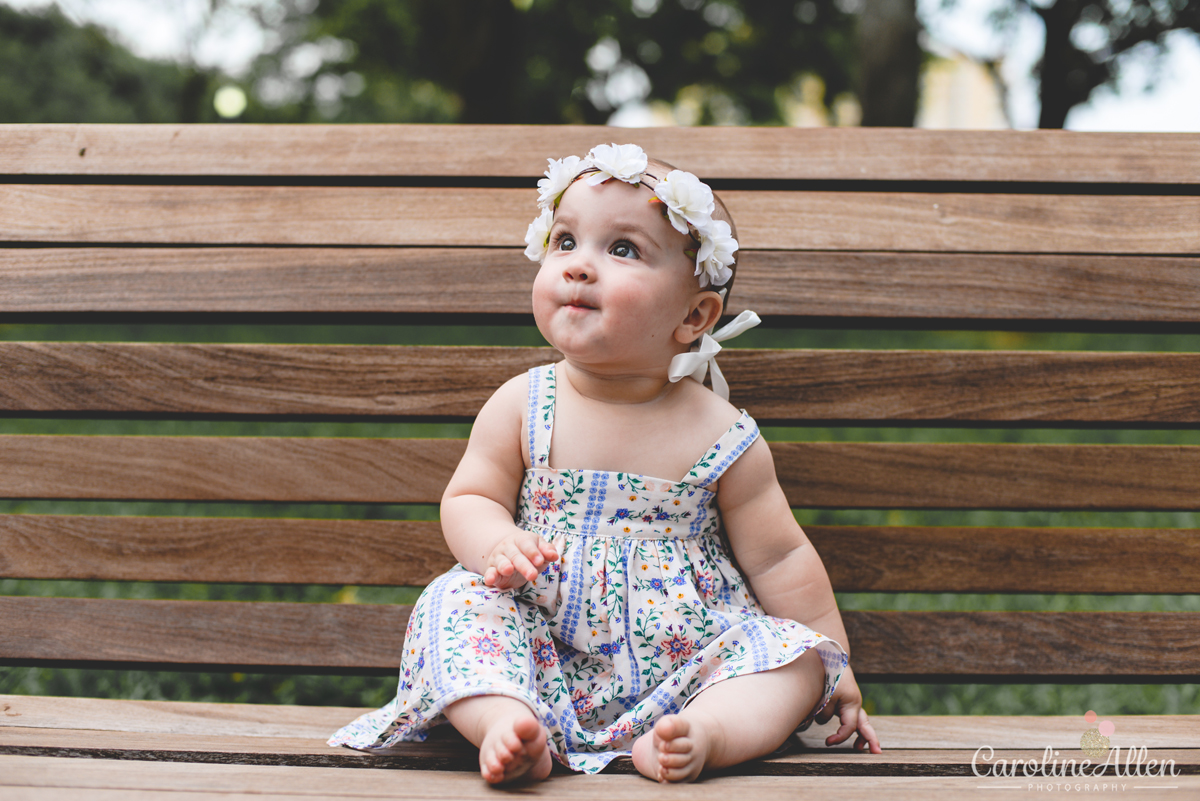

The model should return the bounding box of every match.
[555,349,680,378]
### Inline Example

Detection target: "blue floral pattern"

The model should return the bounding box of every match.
[329,362,848,774]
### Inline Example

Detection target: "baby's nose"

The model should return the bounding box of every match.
[563,262,593,282]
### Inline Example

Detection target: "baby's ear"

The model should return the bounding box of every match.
[675,291,724,344]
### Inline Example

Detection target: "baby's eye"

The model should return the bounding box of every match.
[611,241,639,259]
[555,234,576,252]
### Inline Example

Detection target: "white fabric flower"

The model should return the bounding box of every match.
[584,143,648,186]
[694,220,738,288]
[524,207,554,262]
[653,169,715,236]
[537,155,583,209]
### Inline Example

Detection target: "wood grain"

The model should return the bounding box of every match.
[727,251,1200,324]
[21,755,1190,801]
[6,344,1200,425]
[4,185,1198,253]
[0,344,557,419]
[5,248,1200,324]
[3,437,1199,509]
[8,726,1199,774]
[7,724,1200,763]
[2,599,1196,678]
[0,436,465,503]
[7,694,1200,750]
[0,516,454,586]
[6,515,1194,593]
[807,526,1200,594]
[4,124,1199,183]
[847,611,1200,680]
[0,694,365,739]
[0,247,537,315]
[0,596,410,670]
[724,349,1200,424]
[773,442,1200,511]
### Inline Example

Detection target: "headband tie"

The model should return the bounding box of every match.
[668,297,761,400]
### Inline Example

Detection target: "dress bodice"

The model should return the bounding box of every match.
[517,363,759,540]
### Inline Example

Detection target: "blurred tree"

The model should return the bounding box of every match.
[987,0,1199,128]
[858,0,920,126]
[0,4,216,123]
[238,0,864,125]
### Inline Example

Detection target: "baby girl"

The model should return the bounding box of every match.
[330,142,881,783]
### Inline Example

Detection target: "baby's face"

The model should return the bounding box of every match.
[532,177,702,372]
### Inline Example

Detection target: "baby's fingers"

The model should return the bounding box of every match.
[500,542,540,583]
[538,538,560,563]
[513,537,549,572]
[828,711,882,754]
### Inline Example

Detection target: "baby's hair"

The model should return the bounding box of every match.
[643,156,739,317]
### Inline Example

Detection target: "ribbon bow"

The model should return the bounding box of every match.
[667,308,761,400]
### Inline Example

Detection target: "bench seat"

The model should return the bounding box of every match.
[4,695,1196,797]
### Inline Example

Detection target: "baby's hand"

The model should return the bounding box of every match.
[483,529,559,590]
[816,665,882,754]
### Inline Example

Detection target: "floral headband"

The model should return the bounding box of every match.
[523,143,739,289]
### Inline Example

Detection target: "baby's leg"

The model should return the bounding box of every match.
[443,696,553,785]
[632,646,826,782]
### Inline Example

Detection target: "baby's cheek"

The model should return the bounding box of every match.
[530,269,558,327]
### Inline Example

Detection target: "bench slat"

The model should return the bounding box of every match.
[6,695,1200,749]
[4,124,1199,183]
[25,754,1200,800]
[8,723,1200,762]
[775,443,1200,511]
[0,435,465,504]
[813,526,1200,594]
[6,343,1200,425]
[0,516,454,586]
[5,248,1200,325]
[3,437,1199,510]
[11,727,1199,774]
[4,185,1199,253]
[3,598,1196,678]
[0,596,409,670]
[4,515,1196,594]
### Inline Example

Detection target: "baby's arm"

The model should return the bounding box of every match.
[441,375,557,589]
[718,437,881,753]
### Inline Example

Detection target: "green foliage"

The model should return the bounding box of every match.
[238,0,858,124]
[0,4,216,123]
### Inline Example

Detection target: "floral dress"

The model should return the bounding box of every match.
[328,362,848,773]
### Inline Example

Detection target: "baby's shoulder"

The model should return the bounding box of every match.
[672,376,746,442]
[474,371,531,428]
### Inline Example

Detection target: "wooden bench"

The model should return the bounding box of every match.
[1,124,1198,799]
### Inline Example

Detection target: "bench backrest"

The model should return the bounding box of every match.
[2,124,1198,684]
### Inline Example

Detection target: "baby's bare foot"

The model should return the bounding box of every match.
[478,713,552,785]
[632,714,711,783]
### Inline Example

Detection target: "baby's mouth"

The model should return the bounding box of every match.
[566,299,597,310]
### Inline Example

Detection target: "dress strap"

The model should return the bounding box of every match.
[526,362,558,467]
[682,411,760,489]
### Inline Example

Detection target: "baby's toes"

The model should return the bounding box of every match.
[655,715,689,740]
[657,734,692,754]
[657,749,695,768]
[482,753,505,782]
[499,730,525,759]
[512,716,545,748]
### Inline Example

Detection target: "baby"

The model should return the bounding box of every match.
[330,143,881,783]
